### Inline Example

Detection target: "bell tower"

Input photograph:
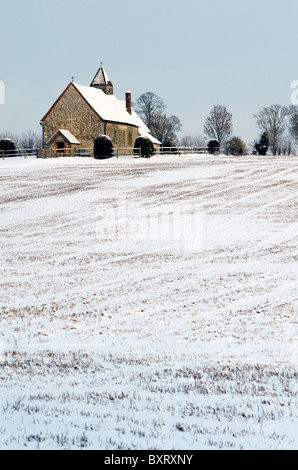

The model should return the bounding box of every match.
[90,64,113,95]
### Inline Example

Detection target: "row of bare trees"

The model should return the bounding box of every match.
[202,103,296,155]
[253,104,297,155]
[0,130,42,149]
[135,92,298,155]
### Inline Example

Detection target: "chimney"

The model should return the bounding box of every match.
[125,90,132,114]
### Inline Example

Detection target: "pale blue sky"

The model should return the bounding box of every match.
[1,0,297,145]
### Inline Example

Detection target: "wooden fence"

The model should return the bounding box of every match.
[1,148,38,159]
[36,146,209,159]
[1,146,209,159]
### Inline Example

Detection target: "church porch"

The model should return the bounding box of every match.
[45,129,80,157]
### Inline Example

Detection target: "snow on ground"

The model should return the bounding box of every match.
[0,153,297,450]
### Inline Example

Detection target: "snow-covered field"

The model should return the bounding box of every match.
[0,153,297,450]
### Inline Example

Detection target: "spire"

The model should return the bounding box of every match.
[90,65,113,95]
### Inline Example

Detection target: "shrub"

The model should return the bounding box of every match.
[254,132,269,156]
[208,139,220,155]
[0,138,16,154]
[134,136,154,158]
[161,138,179,154]
[94,135,113,159]
[224,136,247,155]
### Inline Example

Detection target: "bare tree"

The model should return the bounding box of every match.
[204,104,233,146]
[278,134,295,155]
[169,115,182,135]
[134,92,182,144]
[288,105,298,143]
[180,134,207,147]
[134,92,166,129]
[253,104,289,155]
[0,130,42,149]
[150,114,173,143]
[150,114,182,144]
[19,130,42,149]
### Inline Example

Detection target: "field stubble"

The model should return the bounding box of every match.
[0,154,297,449]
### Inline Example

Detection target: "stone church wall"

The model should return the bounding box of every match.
[42,85,139,151]
[43,85,104,148]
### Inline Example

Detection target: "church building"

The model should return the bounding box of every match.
[40,65,160,154]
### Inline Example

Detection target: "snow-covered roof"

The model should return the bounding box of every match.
[73,83,139,128]
[46,129,80,145]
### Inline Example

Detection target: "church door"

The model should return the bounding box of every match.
[56,141,65,156]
